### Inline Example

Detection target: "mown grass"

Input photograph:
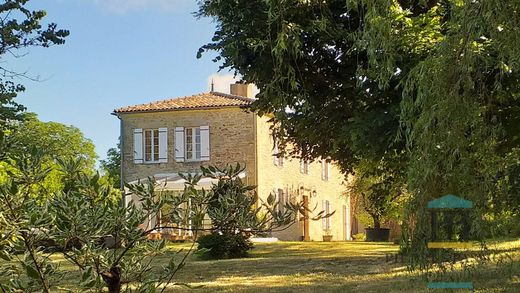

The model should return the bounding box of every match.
[2,239,519,292]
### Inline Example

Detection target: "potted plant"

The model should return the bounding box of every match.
[322,229,333,242]
[349,156,406,242]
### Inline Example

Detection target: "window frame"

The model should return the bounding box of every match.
[322,160,330,181]
[185,127,202,162]
[323,200,331,230]
[301,159,309,174]
[143,128,160,163]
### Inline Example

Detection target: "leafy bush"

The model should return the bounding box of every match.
[197,232,254,259]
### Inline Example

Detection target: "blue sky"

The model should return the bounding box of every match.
[9,0,237,162]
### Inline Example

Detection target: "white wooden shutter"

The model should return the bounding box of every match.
[327,161,331,180]
[300,160,304,173]
[158,128,168,163]
[133,128,143,164]
[322,200,326,229]
[200,125,210,161]
[273,145,279,166]
[327,200,332,229]
[321,161,326,180]
[174,127,185,162]
[279,189,284,213]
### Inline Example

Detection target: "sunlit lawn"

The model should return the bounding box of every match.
[163,240,520,293]
[3,240,520,292]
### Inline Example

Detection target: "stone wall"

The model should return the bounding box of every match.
[255,116,351,241]
[119,107,352,242]
[119,107,257,185]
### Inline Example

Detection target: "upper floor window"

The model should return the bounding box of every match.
[174,126,210,162]
[300,160,309,174]
[133,128,167,164]
[273,139,284,167]
[144,129,160,162]
[321,159,330,181]
[185,127,202,161]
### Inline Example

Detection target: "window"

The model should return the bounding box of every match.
[322,200,331,230]
[144,129,159,162]
[133,128,167,164]
[321,160,330,181]
[276,188,289,214]
[277,188,285,213]
[300,160,309,174]
[174,126,209,162]
[185,127,202,161]
[273,140,284,167]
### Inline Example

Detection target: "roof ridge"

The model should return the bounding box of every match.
[113,91,254,114]
[210,91,256,102]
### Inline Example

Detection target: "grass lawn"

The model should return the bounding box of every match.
[166,240,520,293]
[2,239,519,292]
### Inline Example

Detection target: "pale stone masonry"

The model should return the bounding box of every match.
[113,84,352,241]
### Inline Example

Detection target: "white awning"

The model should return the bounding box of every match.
[128,171,247,191]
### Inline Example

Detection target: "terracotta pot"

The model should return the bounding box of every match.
[322,235,333,242]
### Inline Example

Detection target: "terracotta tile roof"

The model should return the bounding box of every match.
[114,92,254,114]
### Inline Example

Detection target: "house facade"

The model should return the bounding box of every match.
[113,84,352,241]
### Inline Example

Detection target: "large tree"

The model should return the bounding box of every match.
[196,0,423,235]
[197,0,409,174]
[0,0,69,157]
[197,0,520,263]
[0,113,97,194]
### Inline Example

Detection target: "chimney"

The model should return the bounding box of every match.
[230,83,254,98]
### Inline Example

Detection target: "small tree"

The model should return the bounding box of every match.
[195,164,300,259]
[0,153,197,293]
[100,144,121,189]
[349,153,407,230]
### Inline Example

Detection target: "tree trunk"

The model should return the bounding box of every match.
[101,266,122,293]
[373,215,381,230]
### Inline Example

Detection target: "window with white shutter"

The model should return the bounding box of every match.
[327,200,332,229]
[322,200,326,229]
[183,126,209,161]
[277,188,285,213]
[300,160,309,174]
[273,139,284,167]
[133,129,143,164]
[322,200,331,230]
[158,128,168,163]
[200,126,210,161]
[321,160,330,181]
[143,129,160,163]
[174,127,185,162]
[273,144,279,166]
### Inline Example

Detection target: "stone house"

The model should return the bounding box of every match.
[113,84,352,241]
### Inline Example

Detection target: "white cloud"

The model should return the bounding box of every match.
[94,0,192,14]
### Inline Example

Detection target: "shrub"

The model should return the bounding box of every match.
[197,232,254,259]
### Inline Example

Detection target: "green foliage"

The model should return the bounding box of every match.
[0,114,98,198]
[198,0,520,272]
[197,0,406,175]
[197,233,254,259]
[0,152,193,293]
[11,113,97,167]
[100,144,121,189]
[191,163,332,259]
[0,0,69,143]
[194,163,299,258]
[348,153,408,229]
